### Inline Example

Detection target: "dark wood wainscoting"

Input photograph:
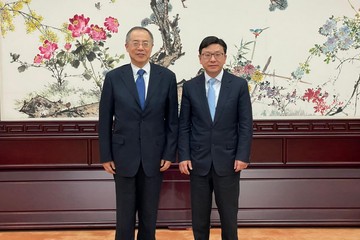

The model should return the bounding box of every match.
[0,120,360,229]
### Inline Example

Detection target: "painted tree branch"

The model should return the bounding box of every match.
[149,0,185,67]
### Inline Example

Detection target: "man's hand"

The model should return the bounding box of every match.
[160,160,172,172]
[234,160,248,172]
[179,160,192,175]
[102,161,116,174]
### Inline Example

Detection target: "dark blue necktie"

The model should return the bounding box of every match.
[208,78,216,121]
[136,69,146,110]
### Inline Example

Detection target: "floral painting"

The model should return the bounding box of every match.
[0,0,359,119]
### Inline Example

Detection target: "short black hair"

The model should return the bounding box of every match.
[198,36,227,54]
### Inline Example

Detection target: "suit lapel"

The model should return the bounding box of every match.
[195,74,212,122]
[145,64,161,110]
[120,65,142,109]
[214,71,232,124]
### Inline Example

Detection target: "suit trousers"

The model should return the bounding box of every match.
[190,166,240,240]
[113,164,163,240]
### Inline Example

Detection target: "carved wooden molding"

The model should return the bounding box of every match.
[0,121,98,136]
[1,119,359,136]
[253,119,360,134]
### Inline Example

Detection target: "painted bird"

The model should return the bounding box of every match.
[250,27,269,37]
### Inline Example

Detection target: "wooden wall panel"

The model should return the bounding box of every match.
[1,168,359,229]
[287,137,360,164]
[250,138,283,164]
[0,181,114,211]
[0,119,360,229]
[91,139,100,164]
[0,138,89,165]
[239,179,360,208]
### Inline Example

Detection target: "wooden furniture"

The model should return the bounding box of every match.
[1,119,360,229]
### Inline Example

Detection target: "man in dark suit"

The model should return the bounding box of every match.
[98,26,178,240]
[178,36,253,240]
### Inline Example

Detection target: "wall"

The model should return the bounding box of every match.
[1,119,360,230]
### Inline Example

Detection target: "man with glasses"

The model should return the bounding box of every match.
[178,36,253,240]
[98,26,178,240]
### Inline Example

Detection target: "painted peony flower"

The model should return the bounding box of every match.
[33,54,43,64]
[104,16,119,33]
[89,24,107,41]
[68,14,91,38]
[64,43,72,51]
[39,40,58,60]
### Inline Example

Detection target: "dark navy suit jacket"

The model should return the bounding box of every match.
[178,70,253,176]
[98,63,178,177]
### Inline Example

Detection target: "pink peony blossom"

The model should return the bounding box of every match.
[68,14,91,38]
[104,16,119,33]
[39,40,58,60]
[243,64,256,75]
[64,43,72,51]
[89,24,107,41]
[33,54,43,64]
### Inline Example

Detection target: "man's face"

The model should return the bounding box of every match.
[125,29,153,68]
[199,44,227,78]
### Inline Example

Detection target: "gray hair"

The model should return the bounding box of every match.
[125,26,154,44]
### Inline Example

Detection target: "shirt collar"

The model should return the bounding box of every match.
[131,62,151,76]
[204,69,224,83]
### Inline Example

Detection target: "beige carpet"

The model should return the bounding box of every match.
[1,228,360,240]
